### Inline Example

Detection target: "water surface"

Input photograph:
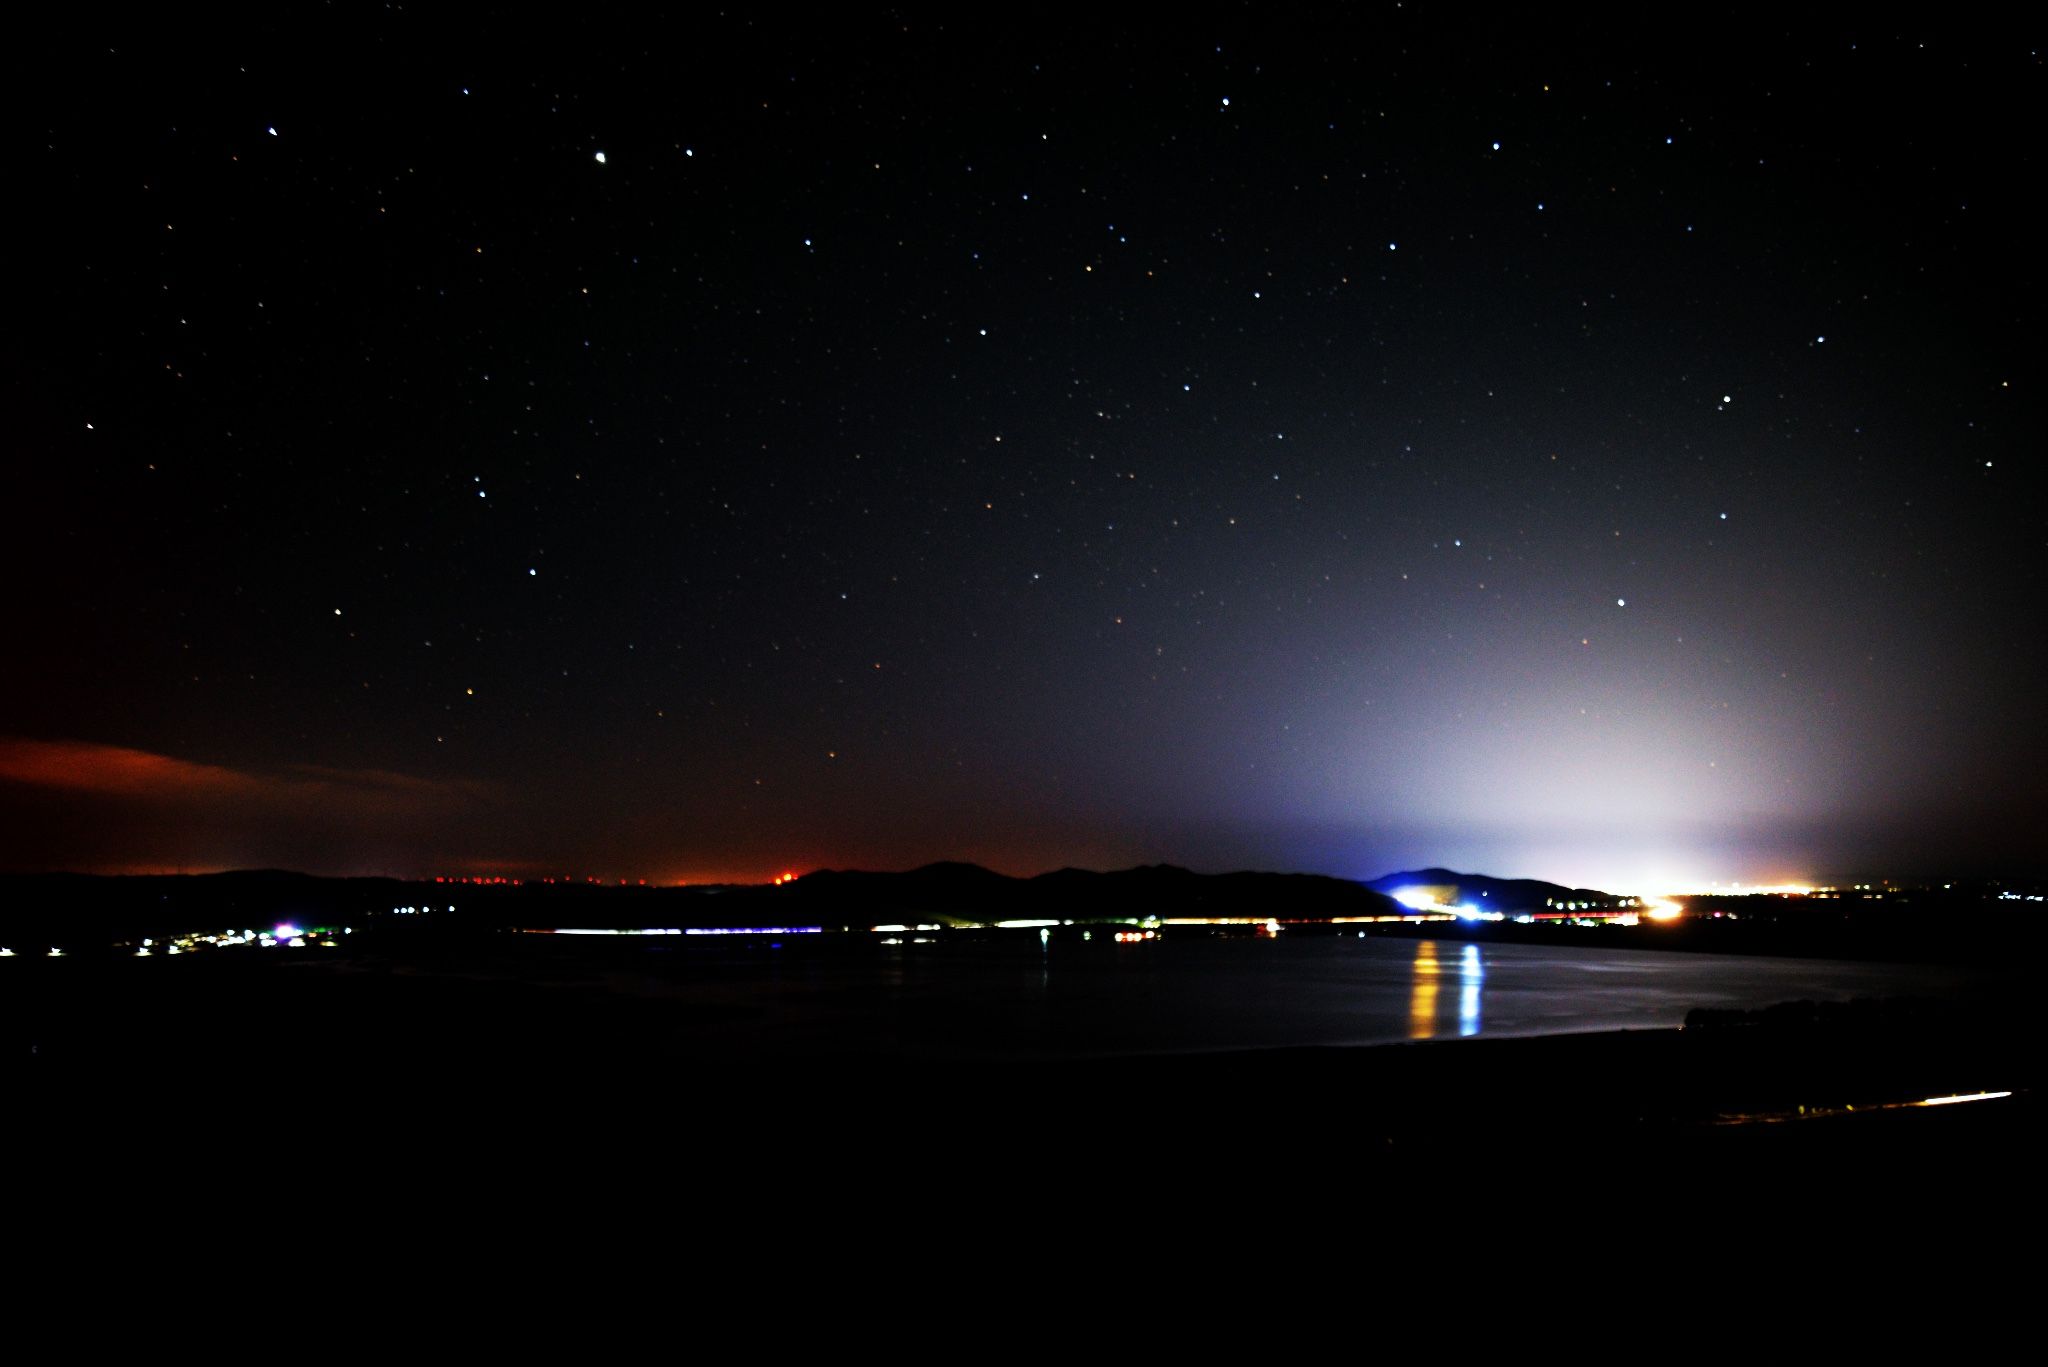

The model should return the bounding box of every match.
[566,933,2002,1061]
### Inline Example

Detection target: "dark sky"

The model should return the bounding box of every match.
[5,11,2041,891]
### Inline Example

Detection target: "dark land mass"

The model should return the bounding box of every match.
[6,863,2041,962]
[3,862,1413,947]
[10,938,2034,1221]
[6,864,2038,1222]
[1364,865,1618,907]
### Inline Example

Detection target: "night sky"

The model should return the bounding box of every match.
[5,12,2041,891]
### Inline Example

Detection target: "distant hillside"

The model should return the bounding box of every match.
[0,862,1407,945]
[768,862,1405,924]
[1,863,1645,950]
[1365,868,1619,914]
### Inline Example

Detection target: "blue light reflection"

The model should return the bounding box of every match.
[1459,943,1484,1037]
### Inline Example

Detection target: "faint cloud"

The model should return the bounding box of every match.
[0,737,258,797]
[0,737,494,812]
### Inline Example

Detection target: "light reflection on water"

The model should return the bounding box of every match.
[1459,943,1483,1038]
[1409,940,1439,1039]
[1408,940,1487,1040]
[570,933,2008,1061]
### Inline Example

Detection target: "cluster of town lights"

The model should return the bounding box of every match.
[0,925,359,958]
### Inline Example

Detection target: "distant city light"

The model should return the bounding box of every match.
[532,926,821,936]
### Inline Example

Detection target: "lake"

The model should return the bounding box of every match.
[550,931,2005,1061]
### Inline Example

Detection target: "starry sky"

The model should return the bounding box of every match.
[4,11,2041,891]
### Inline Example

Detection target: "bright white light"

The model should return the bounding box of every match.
[1918,1091,2012,1107]
[594,151,607,164]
